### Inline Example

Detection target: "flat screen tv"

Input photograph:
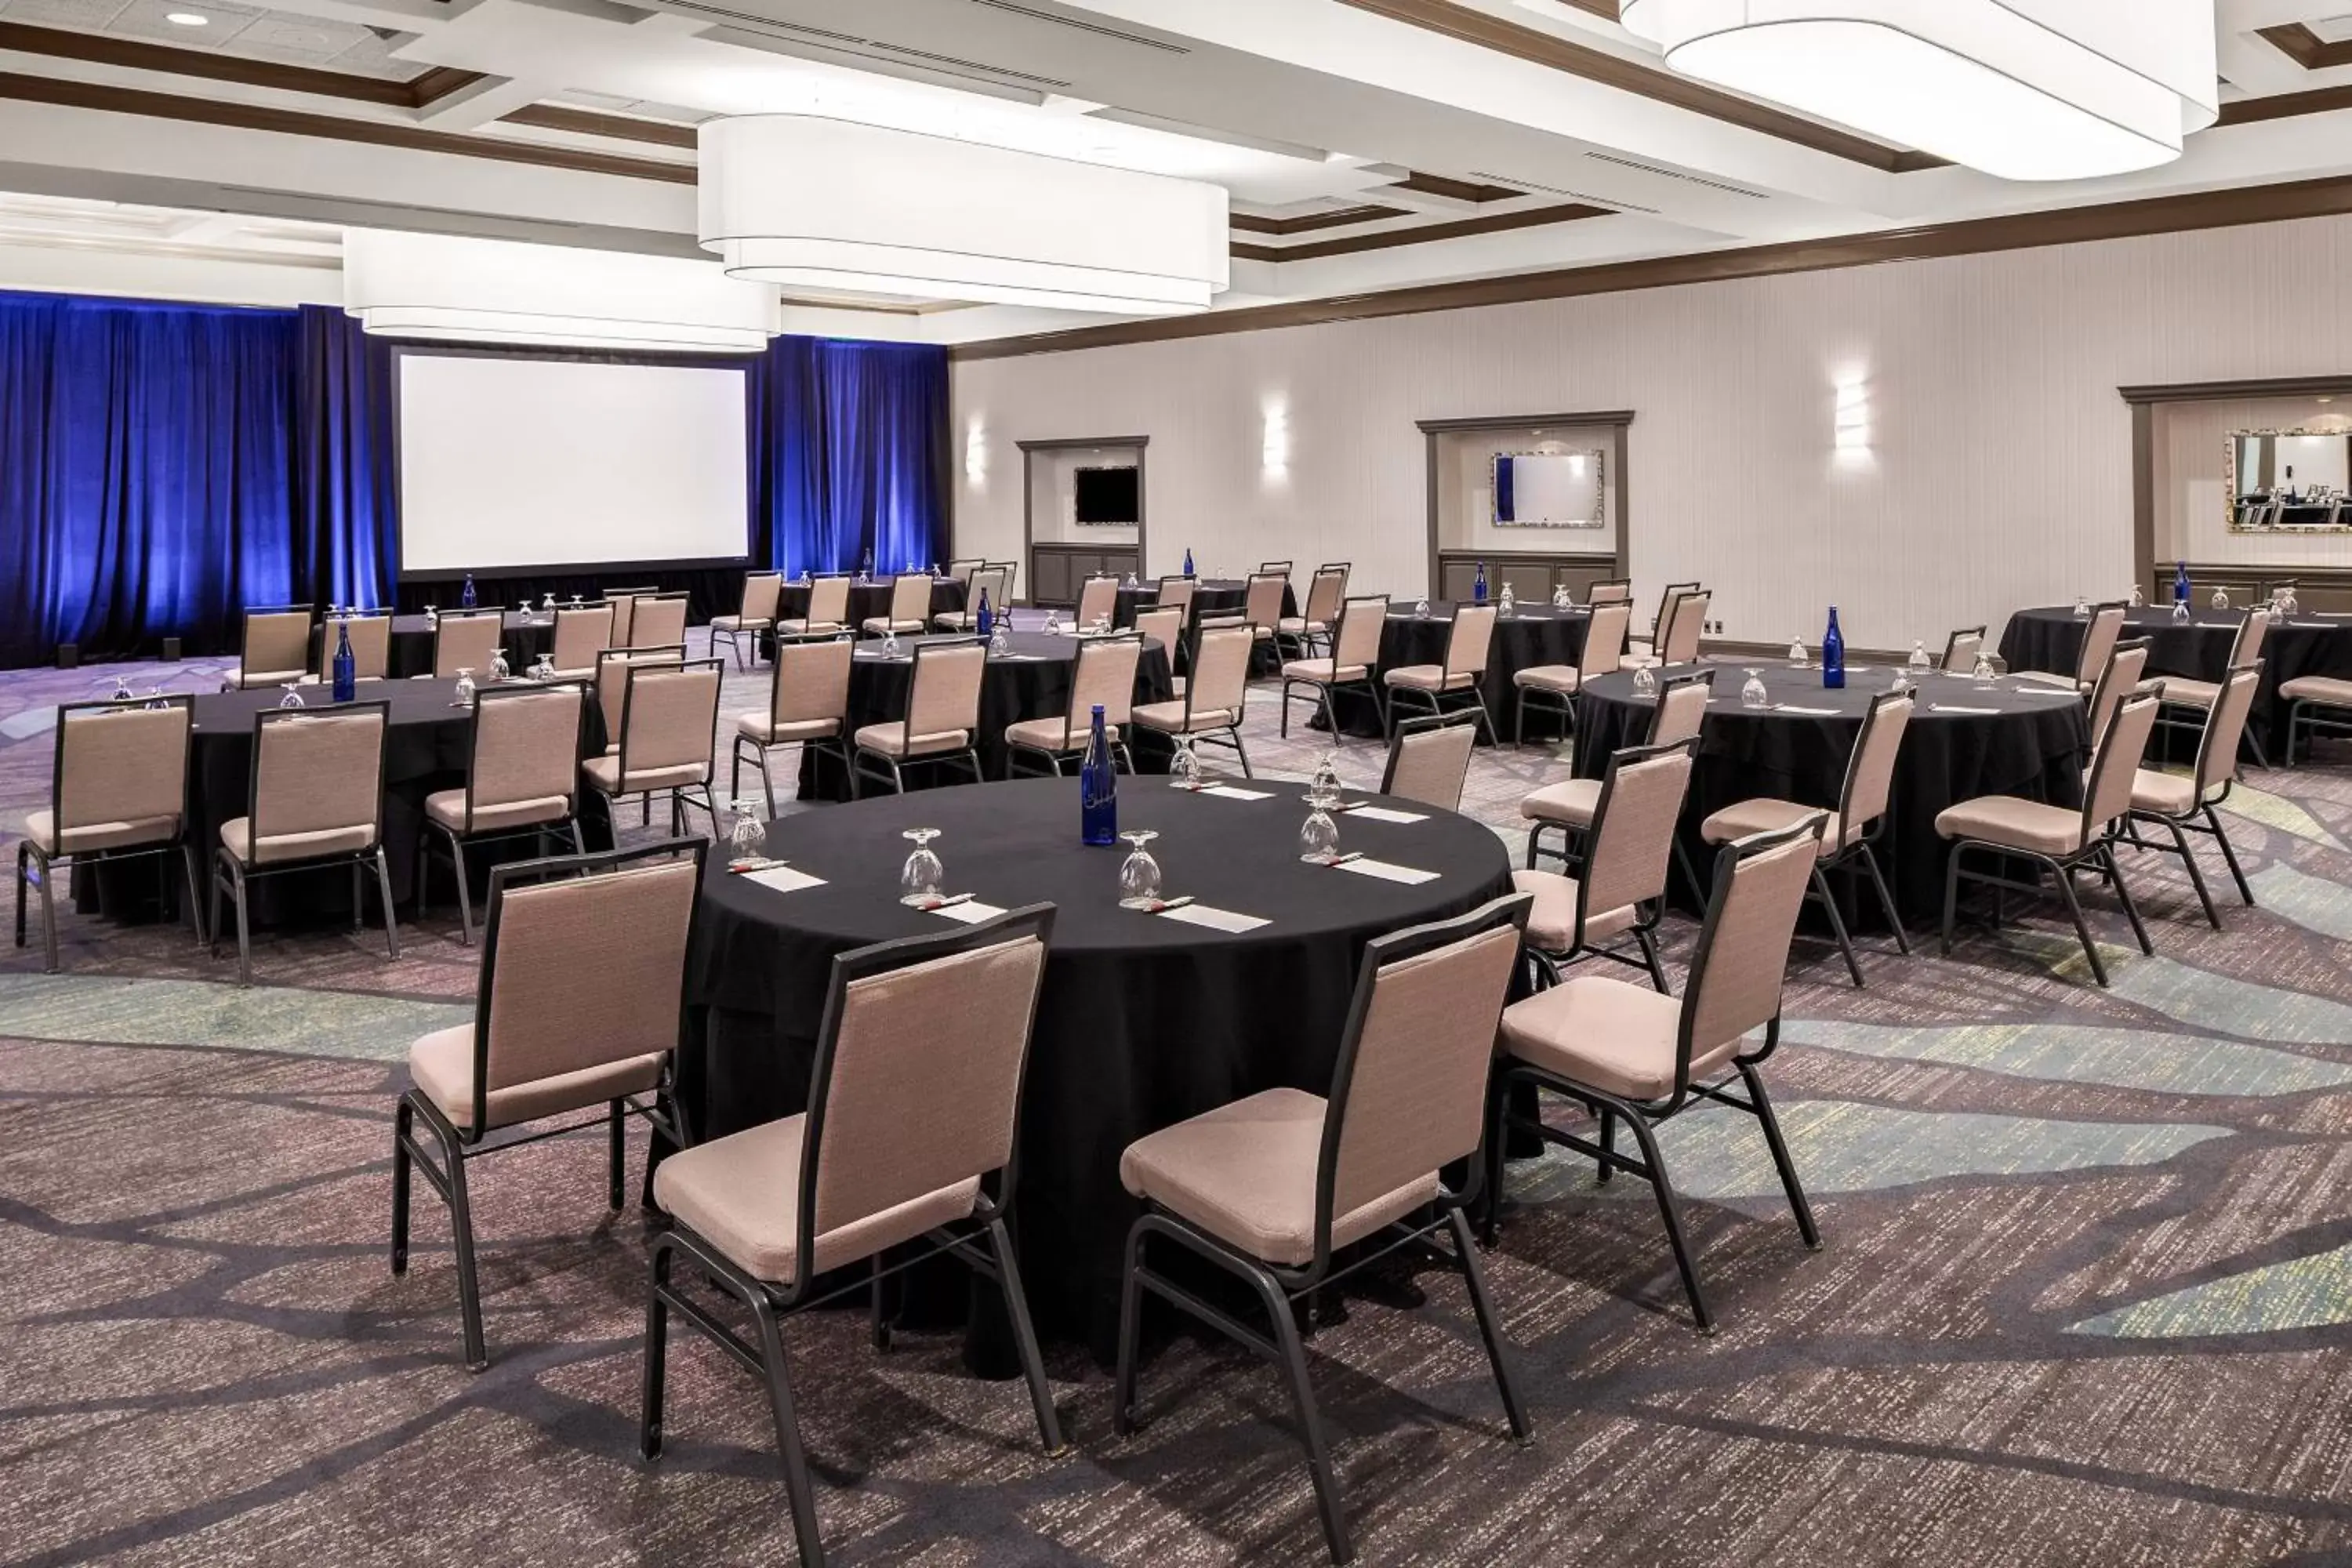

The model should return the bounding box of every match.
[1075,464,1139,525]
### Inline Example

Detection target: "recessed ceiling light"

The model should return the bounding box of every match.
[165,11,209,23]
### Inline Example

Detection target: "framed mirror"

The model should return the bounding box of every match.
[1492,448,1606,528]
[2228,430,2352,531]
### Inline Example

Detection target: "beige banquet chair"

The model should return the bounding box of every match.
[2122,662,2262,928]
[582,659,724,836]
[1279,593,1388,740]
[1116,895,1533,1566]
[1133,606,1187,689]
[328,612,391,683]
[1624,581,1698,665]
[934,564,1011,632]
[851,638,987,795]
[548,603,615,678]
[395,840,702,1370]
[1380,711,1479,812]
[1204,571,1289,670]
[416,683,587,944]
[1133,622,1255,775]
[863,572,934,637]
[1154,575,1196,626]
[2014,601,2126,695]
[778,575,853,641]
[1383,602,1497,743]
[604,587,656,647]
[1624,588,1708,670]
[1513,599,1633,748]
[1700,688,1914,988]
[1941,625,1987,673]
[731,634,854,818]
[630,593,691,651]
[642,905,1066,1568]
[1936,689,2161,988]
[1276,564,1348,660]
[711,572,784,670]
[1486,812,1829,1332]
[593,644,686,752]
[1006,633,1144,777]
[16,696,200,972]
[2154,607,2271,767]
[1522,666,1714,871]
[430,609,506,681]
[1074,573,1121,630]
[1511,737,1697,995]
[946,557,985,590]
[211,702,395,986]
[237,605,314,690]
[1585,578,1634,607]
[2082,639,2151,771]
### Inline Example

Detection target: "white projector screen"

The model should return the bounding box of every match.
[395,352,750,575]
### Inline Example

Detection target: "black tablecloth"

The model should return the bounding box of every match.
[789,630,1175,801]
[682,775,1515,1359]
[312,611,555,681]
[768,578,965,644]
[1111,578,1297,628]
[1321,602,1591,742]
[1573,661,2088,924]
[1998,604,2352,754]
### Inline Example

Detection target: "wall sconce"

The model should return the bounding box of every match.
[1832,376,1871,462]
[1262,398,1290,477]
[964,418,988,486]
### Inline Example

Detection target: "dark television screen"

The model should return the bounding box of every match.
[1075,465,1139,524]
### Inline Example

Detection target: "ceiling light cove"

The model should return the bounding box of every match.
[699,117,1230,318]
[1618,0,2219,183]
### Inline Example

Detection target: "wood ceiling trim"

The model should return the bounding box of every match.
[2257,24,2352,71]
[1390,169,1519,202]
[2216,82,2352,127]
[0,20,484,108]
[1231,200,1609,263]
[955,170,2352,360]
[1332,0,1942,173]
[498,102,699,150]
[1229,203,1413,235]
[0,71,695,183]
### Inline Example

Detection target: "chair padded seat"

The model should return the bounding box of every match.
[652,1112,979,1283]
[2155,677,2219,710]
[219,817,374,866]
[23,808,180,856]
[1934,795,2082,855]
[1501,975,1733,1103]
[862,617,927,635]
[408,1022,664,1134]
[1519,777,1600,829]
[425,789,570,833]
[855,723,970,758]
[2131,768,2224,818]
[2010,670,2086,693]
[1513,665,1581,695]
[1005,717,1084,753]
[710,615,771,632]
[1133,700,1237,733]
[1510,868,1637,952]
[735,713,840,744]
[1385,665,1470,692]
[1276,616,1328,635]
[238,668,310,690]
[580,755,707,795]
[2282,674,2352,706]
[932,612,980,630]
[1700,798,1842,858]
[775,619,843,638]
[1119,1087,1436,1269]
[1280,658,1367,684]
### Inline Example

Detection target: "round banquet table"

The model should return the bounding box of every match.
[312,609,555,681]
[765,577,965,647]
[790,630,1175,801]
[1999,604,2352,758]
[1319,601,1592,742]
[1572,660,2089,925]
[1111,577,1297,628]
[680,775,1515,1360]
[71,677,608,931]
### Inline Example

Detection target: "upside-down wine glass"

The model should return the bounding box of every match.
[728,797,767,867]
[1298,798,1340,864]
[452,667,477,708]
[278,681,306,710]
[1740,668,1769,710]
[1970,652,1996,690]
[1169,735,1203,789]
[1116,829,1163,909]
[898,828,944,906]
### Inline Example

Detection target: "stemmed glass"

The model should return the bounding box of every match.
[2211,586,2231,612]
[989,621,1012,656]
[489,647,510,683]
[1631,660,1657,698]
[542,593,557,614]
[2129,583,2145,608]
[1310,750,1343,804]
[1970,652,1997,690]
[1168,735,1203,789]
[2073,593,2090,618]
[1298,797,1341,864]
[1552,583,1572,610]
[2172,595,2193,623]
[278,681,307,710]
[569,594,585,611]
[1413,597,1432,619]
[880,628,902,658]
[728,797,768,867]
[530,653,556,682]
[1117,829,1163,909]
[1907,641,1932,674]
[1043,608,1062,636]
[898,828,944,906]
[2279,583,2301,615]
[1788,636,1808,667]
[452,667,477,707]
[1740,668,1769,710]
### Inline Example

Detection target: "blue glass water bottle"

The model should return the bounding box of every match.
[1183,546,1196,578]
[459,572,477,610]
[1822,605,1846,689]
[1473,560,1490,604]
[331,616,357,702]
[975,588,994,640]
[2174,560,2191,607]
[1080,705,1118,847]
[862,546,875,583]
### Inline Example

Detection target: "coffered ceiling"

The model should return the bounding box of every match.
[3,0,2352,344]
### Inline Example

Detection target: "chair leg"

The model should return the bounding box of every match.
[2049,855,2109,988]
[375,849,400,961]
[2102,844,2154,956]
[1939,844,1963,957]
[1481,1082,1510,1246]
[1446,1207,1530,1443]
[1635,926,1669,993]
[428,1115,488,1371]
[1856,842,1907,954]
[641,1242,673,1461]
[1620,1109,1711,1334]
[1279,678,1294,739]
[180,844,208,948]
[1740,1062,1820,1249]
[1671,838,1706,912]
[1813,866,1865,988]
[608,1097,627,1210]
[442,829,473,946]
[986,1217,1067,1454]
[1597,1108,1616,1185]
[390,1094,415,1276]
[208,856,223,960]
[1229,728,1254,779]
[748,1294,829,1568]
[1247,1263,1353,1565]
[230,862,253,988]
[2205,804,2256,906]
[2160,816,2222,929]
[1113,1224,1148,1435]
[12,841,24,953]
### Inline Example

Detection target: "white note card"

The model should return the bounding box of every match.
[1348,806,1428,825]
[1932,704,2000,716]
[1774,704,1840,717]
[929,898,1007,924]
[744,865,826,895]
[1336,858,1440,885]
[1159,902,1270,932]
[1202,785,1274,800]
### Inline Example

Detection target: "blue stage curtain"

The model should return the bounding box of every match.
[755,336,950,578]
[0,290,301,667]
[292,303,397,615]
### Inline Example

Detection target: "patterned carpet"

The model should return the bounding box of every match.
[4,628,2351,1566]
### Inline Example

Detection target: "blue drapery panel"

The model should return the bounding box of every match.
[293,303,397,613]
[756,336,950,578]
[0,290,299,666]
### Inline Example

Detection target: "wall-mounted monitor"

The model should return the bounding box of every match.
[1075,464,1140,525]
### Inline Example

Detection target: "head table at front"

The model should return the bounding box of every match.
[680,774,1513,1364]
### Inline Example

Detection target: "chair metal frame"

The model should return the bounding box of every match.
[210,699,397,988]
[1524,666,1716,877]
[1377,710,1479,813]
[1382,602,1498,744]
[2153,608,2274,768]
[1513,599,1632,747]
[1585,578,1633,606]
[415,681,590,945]
[850,637,988,797]
[1484,815,1828,1333]
[1278,593,1388,740]
[710,571,784,670]
[731,633,855,818]
[1115,895,1534,1566]
[14,695,204,972]
[1520,736,1698,995]
[394,839,703,1370]
[602,586,659,647]
[2118,661,2260,927]
[429,608,509,681]
[2285,681,2352,764]
[1276,565,1350,661]
[1005,633,1142,778]
[238,603,317,688]
[1137,622,1256,777]
[1637,580,1700,653]
[598,656,725,835]
[777,574,855,641]
[641,905,1066,1568]
[1941,624,1987,673]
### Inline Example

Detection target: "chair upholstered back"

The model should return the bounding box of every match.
[2234,606,2273,666]
[241,608,313,686]
[605,591,645,645]
[336,615,391,681]
[1649,668,1715,746]
[1156,577,1196,619]
[550,604,615,674]
[1942,626,1986,673]
[1381,717,1478,811]
[2076,603,2128,684]
[433,611,505,680]
[1587,579,1633,606]
[887,572,931,626]
[1134,608,1185,656]
[947,558,984,589]
[2087,640,2150,750]
[597,644,684,744]
[1189,625,1254,718]
[1681,817,1826,1063]
[808,575,853,626]
[1302,568,1347,628]
[1065,634,1145,739]
[739,572,784,624]
[1076,575,1120,626]
[617,662,721,789]
[1660,590,1709,664]
[55,700,190,846]
[2082,691,2160,842]
[1836,692,1914,848]
[967,565,1012,617]
[1649,581,1699,641]
[1581,740,1696,922]
[632,594,690,648]
[468,685,583,823]
[906,641,987,740]
[1243,572,1287,632]
[772,636,853,728]
[2193,664,2262,803]
[1332,595,1389,673]
[477,850,699,1117]
[1445,604,1497,678]
[1324,902,1526,1231]
[250,706,386,862]
[1581,602,1632,679]
[989,560,1019,601]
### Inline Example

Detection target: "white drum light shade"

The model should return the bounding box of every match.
[699,116,1229,316]
[1618,0,2218,182]
[341,229,775,354]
